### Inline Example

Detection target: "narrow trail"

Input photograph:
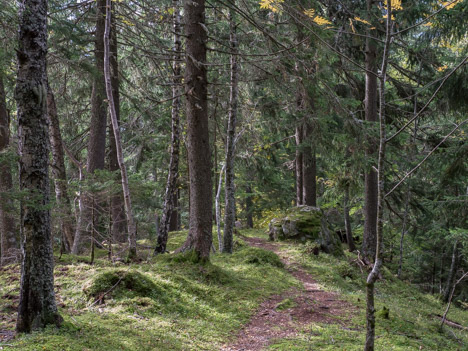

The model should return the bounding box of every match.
[222,237,356,351]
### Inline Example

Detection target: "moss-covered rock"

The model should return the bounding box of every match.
[268,206,343,256]
[83,270,162,301]
[233,247,284,268]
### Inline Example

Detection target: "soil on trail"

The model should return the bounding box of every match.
[222,237,356,351]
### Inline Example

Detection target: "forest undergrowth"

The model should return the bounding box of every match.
[0,229,467,350]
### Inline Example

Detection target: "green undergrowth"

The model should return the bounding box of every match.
[0,229,296,351]
[267,240,468,350]
[2,228,468,350]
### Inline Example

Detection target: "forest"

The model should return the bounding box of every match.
[0,0,467,349]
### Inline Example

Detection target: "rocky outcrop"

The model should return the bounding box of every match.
[268,206,343,256]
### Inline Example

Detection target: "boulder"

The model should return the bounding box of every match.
[268,206,343,256]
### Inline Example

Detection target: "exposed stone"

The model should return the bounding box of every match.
[268,206,343,256]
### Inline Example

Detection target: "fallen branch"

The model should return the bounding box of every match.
[434,314,468,331]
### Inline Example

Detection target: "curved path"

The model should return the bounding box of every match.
[222,237,355,351]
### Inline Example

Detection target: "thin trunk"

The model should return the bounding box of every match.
[362,0,379,262]
[180,0,212,261]
[223,7,239,254]
[443,240,459,302]
[398,64,420,279]
[397,187,410,279]
[104,0,137,261]
[155,0,182,254]
[440,271,468,329]
[169,191,179,232]
[47,83,74,253]
[364,1,392,349]
[216,164,226,252]
[108,1,127,243]
[0,74,17,265]
[295,131,303,205]
[302,122,316,206]
[245,183,254,228]
[72,0,107,254]
[343,185,356,252]
[15,0,62,332]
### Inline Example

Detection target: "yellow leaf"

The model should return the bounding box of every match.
[349,18,356,33]
[354,16,371,25]
[259,0,284,13]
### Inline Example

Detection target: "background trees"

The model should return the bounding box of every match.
[0,0,467,342]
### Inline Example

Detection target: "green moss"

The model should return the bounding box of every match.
[83,270,163,301]
[233,247,284,268]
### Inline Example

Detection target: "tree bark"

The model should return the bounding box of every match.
[361,0,379,262]
[216,164,225,252]
[15,0,62,332]
[108,1,127,243]
[245,183,254,228]
[72,0,107,254]
[302,122,316,206]
[343,184,356,252]
[180,0,212,261]
[47,83,74,253]
[104,0,137,261]
[0,74,17,266]
[295,125,303,205]
[222,7,239,254]
[155,0,182,255]
[443,240,459,302]
[364,1,392,349]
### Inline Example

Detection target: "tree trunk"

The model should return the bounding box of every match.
[245,181,254,228]
[47,83,74,253]
[444,240,459,302]
[295,125,303,205]
[302,122,316,206]
[180,0,212,262]
[169,191,179,231]
[216,164,225,252]
[0,74,17,266]
[343,185,356,252]
[108,1,127,243]
[15,0,62,332]
[361,0,379,262]
[222,7,239,254]
[104,0,137,261]
[72,0,107,254]
[397,187,410,279]
[364,2,392,349]
[155,0,182,255]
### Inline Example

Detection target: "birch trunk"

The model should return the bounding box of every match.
[222,7,239,254]
[108,1,127,243]
[104,0,137,261]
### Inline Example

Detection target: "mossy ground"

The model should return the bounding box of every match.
[1,228,467,350]
[0,230,295,350]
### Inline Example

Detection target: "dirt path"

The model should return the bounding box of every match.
[222,237,355,351]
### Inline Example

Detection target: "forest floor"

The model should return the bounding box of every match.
[1,229,468,350]
[222,236,356,351]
